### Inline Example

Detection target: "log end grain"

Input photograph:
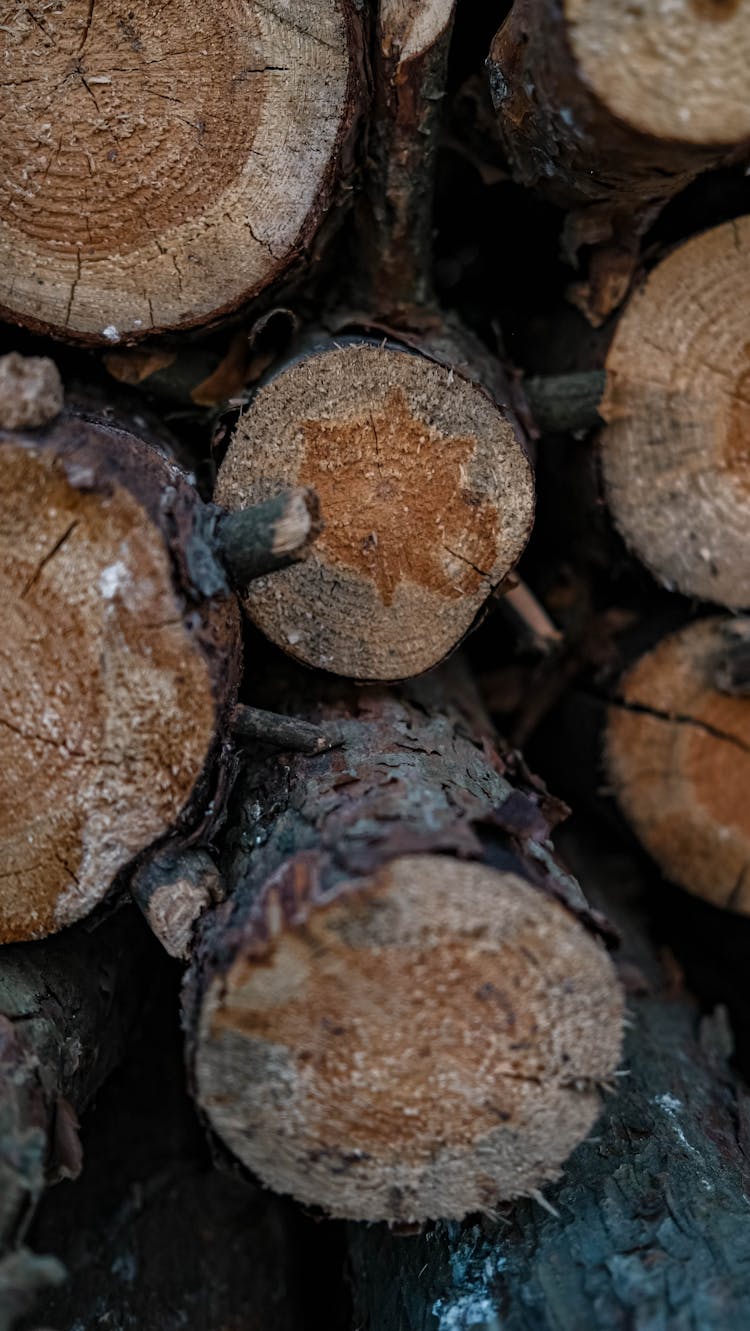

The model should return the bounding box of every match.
[0,1,359,342]
[606,617,750,912]
[564,0,750,147]
[601,218,750,608]
[192,854,623,1223]
[0,419,240,944]
[214,343,534,680]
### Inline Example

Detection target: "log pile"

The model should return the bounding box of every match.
[2,2,750,1327]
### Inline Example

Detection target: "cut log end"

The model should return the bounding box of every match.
[215,486,322,587]
[0,1,357,341]
[0,427,234,944]
[563,0,750,146]
[215,343,534,680]
[601,217,750,609]
[131,847,222,959]
[606,617,750,913]
[193,854,623,1223]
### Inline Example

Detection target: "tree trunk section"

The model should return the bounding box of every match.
[348,827,750,1331]
[605,615,750,915]
[0,0,364,343]
[489,0,750,263]
[0,397,242,942]
[214,335,534,679]
[600,217,750,609]
[184,657,622,1223]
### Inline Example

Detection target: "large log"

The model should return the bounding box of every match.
[184,658,622,1223]
[348,828,750,1331]
[15,954,301,1331]
[214,335,534,679]
[0,351,321,942]
[600,218,750,609]
[605,615,750,915]
[488,0,750,261]
[0,0,363,343]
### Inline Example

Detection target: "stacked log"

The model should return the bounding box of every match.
[184,659,622,1222]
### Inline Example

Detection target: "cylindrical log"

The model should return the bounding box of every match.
[356,0,456,323]
[600,218,750,609]
[16,955,301,1331]
[0,1,363,343]
[0,909,149,1265]
[214,337,535,679]
[0,380,242,942]
[184,659,623,1223]
[348,828,750,1331]
[605,616,750,914]
[489,1,750,257]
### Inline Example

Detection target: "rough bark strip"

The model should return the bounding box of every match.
[184,657,622,1222]
[348,829,750,1331]
[356,0,457,324]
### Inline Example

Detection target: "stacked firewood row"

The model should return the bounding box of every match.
[2,1,750,1328]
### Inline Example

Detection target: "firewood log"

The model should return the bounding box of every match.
[0,353,320,942]
[600,218,750,609]
[0,0,364,343]
[347,828,750,1331]
[183,657,623,1223]
[489,0,750,263]
[606,616,750,915]
[214,334,535,680]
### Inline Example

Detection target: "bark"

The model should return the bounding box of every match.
[214,333,534,680]
[0,908,149,1276]
[600,217,750,609]
[16,953,302,1331]
[605,615,750,916]
[0,396,242,942]
[355,0,457,325]
[347,827,750,1331]
[215,487,322,587]
[0,1,365,343]
[184,657,622,1223]
[488,0,750,273]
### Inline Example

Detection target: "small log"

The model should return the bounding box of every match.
[356,0,457,324]
[214,336,534,679]
[488,0,750,260]
[17,958,301,1331]
[0,1,363,343]
[184,658,622,1223]
[0,909,148,1268]
[605,616,750,915]
[214,487,322,587]
[348,829,750,1331]
[600,218,750,609]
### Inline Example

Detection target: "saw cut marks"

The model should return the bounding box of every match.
[0,0,355,340]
